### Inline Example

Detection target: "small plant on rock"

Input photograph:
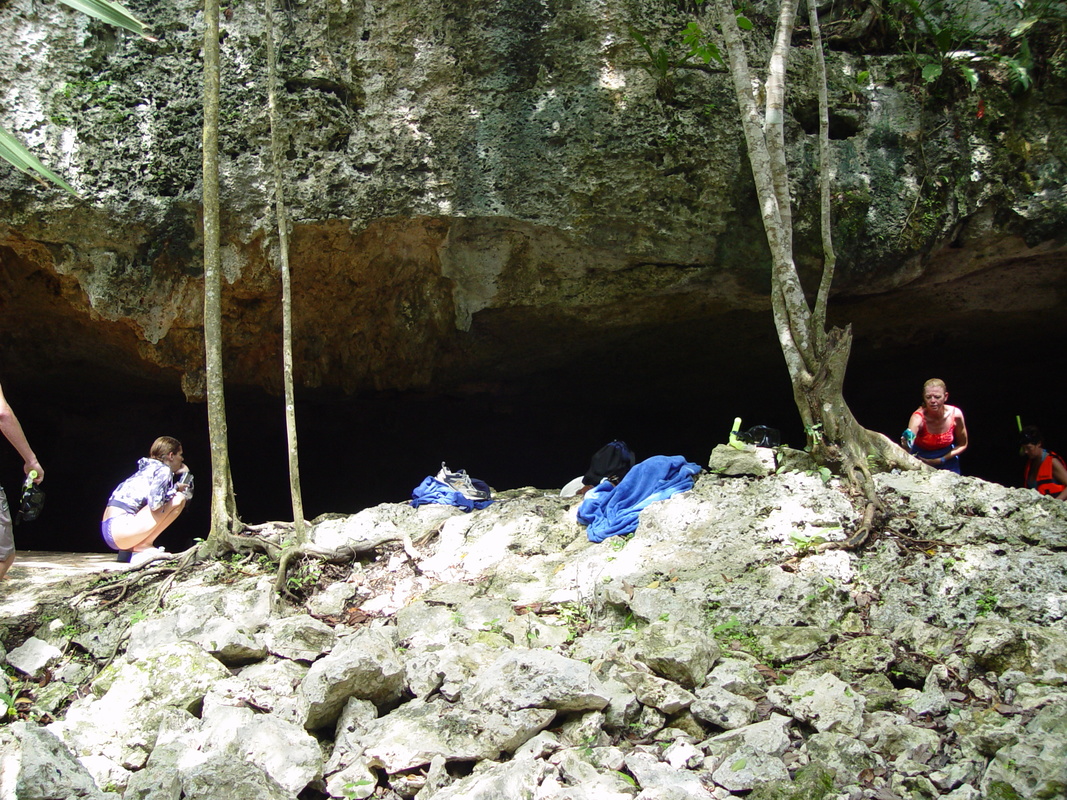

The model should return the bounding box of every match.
[976,591,998,616]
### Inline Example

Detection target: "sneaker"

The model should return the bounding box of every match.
[115,550,132,563]
[130,548,165,567]
[436,462,490,501]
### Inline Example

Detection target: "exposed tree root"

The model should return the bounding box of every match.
[73,544,205,608]
[271,532,427,606]
[818,500,878,552]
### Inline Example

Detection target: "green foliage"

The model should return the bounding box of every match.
[0,693,16,718]
[556,602,593,641]
[806,466,833,484]
[629,26,691,100]
[286,561,322,593]
[577,734,598,758]
[630,3,751,100]
[1010,0,1067,37]
[803,577,837,604]
[342,778,374,799]
[804,422,825,449]
[57,623,82,639]
[709,615,774,664]
[790,531,827,553]
[886,0,1039,95]
[614,771,637,788]
[976,591,999,616]
[679,4,752,67]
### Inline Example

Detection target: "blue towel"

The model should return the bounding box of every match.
[578,455,702,542]
[410,476,493,512]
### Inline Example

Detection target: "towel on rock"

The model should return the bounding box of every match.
[410,476,493,512]
[577,455,702,542]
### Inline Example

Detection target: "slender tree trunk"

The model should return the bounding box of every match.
[711,0,914,490]
[202,0,239,543]
[264,0,307,542]
[807,0,835,343]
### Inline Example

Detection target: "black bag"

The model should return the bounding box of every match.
[584,440,636,486]
[16,479,45,525]
[736,425,781,448]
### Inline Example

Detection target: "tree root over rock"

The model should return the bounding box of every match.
[271,532,428,606]
[781,499,880,572]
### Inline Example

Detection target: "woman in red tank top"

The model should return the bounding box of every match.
[901,378,969,473]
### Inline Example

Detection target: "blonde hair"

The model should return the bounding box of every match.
[923,378,947,394]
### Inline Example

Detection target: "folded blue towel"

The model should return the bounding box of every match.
[578,455,702,542]
[410,476,493,512]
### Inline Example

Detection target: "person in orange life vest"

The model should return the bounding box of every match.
[1020,426,1067,500]
[901,378,968,474]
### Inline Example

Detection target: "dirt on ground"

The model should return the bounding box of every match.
[0,551,127,637]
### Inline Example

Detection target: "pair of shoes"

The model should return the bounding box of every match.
[115,550,132,563]
[436,462,490,501]
[129,547,166,567]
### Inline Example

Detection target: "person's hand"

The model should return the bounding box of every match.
[24,460,43,483]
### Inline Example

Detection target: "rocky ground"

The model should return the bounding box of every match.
[0,451,1065,800]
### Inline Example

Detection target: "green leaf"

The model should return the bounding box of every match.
[0,125,79,196]
[1010,18,1038,38]
[736,15,753,31]
[922,63,943,82]
[960,65,979,91]
[731,758,747,771]
[933,28,954,55]
[614,771,637,787]
[59,0,155,39]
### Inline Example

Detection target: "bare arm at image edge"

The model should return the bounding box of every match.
[0,381,43,482]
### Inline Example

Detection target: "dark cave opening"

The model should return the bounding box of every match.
[2,322,1063,557]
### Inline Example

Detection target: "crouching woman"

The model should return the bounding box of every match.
[101,436,192,564]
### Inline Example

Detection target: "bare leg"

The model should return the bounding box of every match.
[108,496,187,552]
[0,552,13,581]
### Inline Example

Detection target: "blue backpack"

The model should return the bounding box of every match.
[584,441,636,486]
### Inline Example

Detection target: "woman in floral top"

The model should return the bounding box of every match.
[101,436,192,565]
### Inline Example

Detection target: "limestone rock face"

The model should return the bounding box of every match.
[0,0,1064,396]
[0,469,1065,797]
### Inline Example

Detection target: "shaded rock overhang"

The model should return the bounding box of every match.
[0,0,1064,406]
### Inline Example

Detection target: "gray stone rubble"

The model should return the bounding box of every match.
[1,460,1066,799]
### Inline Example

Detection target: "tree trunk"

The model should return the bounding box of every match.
[264,0,307,543]
[202,0,240,545]
[711,0,915,490]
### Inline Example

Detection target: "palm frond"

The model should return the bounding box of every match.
[0,124,79,196]
[58,0,155,40]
